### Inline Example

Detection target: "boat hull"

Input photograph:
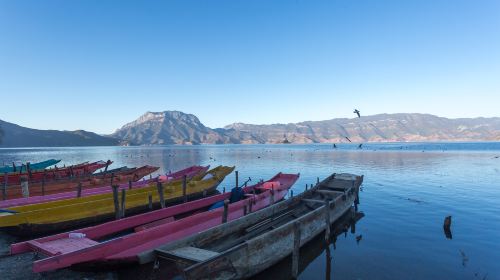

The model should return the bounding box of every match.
[3,187,219,237]
[147,173,363,280]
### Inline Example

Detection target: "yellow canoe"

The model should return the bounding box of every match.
[0,166,234,236]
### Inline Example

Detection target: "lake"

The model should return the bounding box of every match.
[1,142,499,280]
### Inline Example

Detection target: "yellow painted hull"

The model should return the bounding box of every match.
[0,166,234,230]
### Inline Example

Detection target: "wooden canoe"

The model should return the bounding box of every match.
[0,159,61,173]
[0,160,111,185]
[1,165,159,200]
[0,165,209,208]
[141,173,363,280]
[12,172,299,273]
[0,166,234,236]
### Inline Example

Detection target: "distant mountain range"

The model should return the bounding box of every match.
[1,111,499,147]
[0,120,118,147]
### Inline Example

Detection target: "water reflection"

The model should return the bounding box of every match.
[250,208,365,280]
[1,144,499,279]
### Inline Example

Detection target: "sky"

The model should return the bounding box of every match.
[0,0,499,134]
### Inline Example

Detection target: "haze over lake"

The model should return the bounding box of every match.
[1,142,498,279]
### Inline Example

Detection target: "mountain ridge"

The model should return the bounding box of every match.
[1,112,500,147]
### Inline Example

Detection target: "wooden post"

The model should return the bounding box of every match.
[112,185,120,220]
[222,199,229,223]
[305,184,308,191]
[235,171,239,188]
[290,189,294,198]
[128,180,132,190]
[223,187,226,193]
[27,162,32,180]
[270,187,275,204]
[148,193,153,210]
[42,170,46,196]
[110,173,115,186]
[157,181,165,208]
[317,177,320,185]
[20,176,29,198]
[77,182,82,198]
[121,189,126,218]
[243,204,248,216]
[292,222,301,279]
[248,198,253,212]
[324,201,331,243]
[104,160,110,172]
[2,173,7,200]
[202,190,207,197]
[182,175,187,203]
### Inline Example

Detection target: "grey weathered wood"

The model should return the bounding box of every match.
[235,171,239,188]
[302,198,325,204]
[139,172,364,278]
[110,173,115,186]
[121,189,126,218]
[2,173,7,200]
[317,189,344,196]
[270,187,275,204]
[128,180,133,190]
[243,204,248,216]
[76,182,82,198]
[157,181,165,209]
[41,171,46,196]
[324,201,331,243]
[182,175,187,203]
[157,247,220,263]
[148,193,153,210]
[292,221,301,279]
[223,187,226,193]
[112,185,120,220]
[20,176,29,198]
[222,199,229,223]
[290,189,293,198]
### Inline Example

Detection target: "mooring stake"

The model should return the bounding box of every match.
[157,181,165,209]
[112,185,120,220]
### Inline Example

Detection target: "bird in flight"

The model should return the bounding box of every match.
[353,109,361,118]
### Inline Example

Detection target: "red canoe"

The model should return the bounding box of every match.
[0,165,209,208]
[11,172,299,273]
[2,165,159,200]
[0,160,112,185]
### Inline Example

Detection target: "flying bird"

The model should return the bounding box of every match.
[353,109,361,118]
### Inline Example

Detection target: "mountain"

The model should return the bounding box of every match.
[1,112,499,147]
[0,120,118,147]
[225,114,500,143]
[112,111,226,145]
[113,111,500,145]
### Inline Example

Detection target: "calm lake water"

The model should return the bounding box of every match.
[1,142,499,280]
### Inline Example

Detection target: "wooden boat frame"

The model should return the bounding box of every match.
[142,173,363,279]
[11,172,298,273]
[0,166,233,236]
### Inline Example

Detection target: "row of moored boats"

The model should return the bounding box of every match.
[0,159,363,279]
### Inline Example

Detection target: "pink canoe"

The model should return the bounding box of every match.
[11,172,299,273]
[0,165,209,208]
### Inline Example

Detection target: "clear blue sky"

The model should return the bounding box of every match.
[1,0,499,134]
